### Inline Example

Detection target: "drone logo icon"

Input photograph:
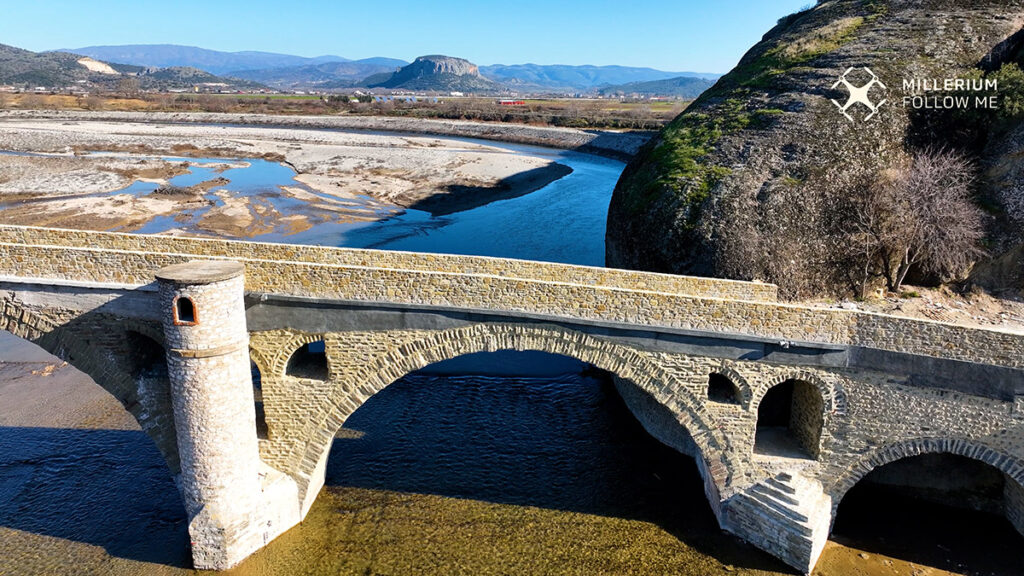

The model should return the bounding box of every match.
[831,67,887,123]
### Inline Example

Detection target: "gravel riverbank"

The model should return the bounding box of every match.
[0,110,655,161]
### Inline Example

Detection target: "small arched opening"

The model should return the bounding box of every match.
[833,453,1024,572]
[252,360,268,439]
[285,339,328,380]
[173,296,197,325]
[707,373,740,404]
[754,379,823,459]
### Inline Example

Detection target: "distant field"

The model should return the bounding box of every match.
[0,92,688,130]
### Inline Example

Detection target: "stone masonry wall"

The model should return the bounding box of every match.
[243,322,1024,505]
[791,380,826,460]
[0,225,777,301]
[0,292,181,474]
[0,233,1021,370]
[1005,475,1024,537]
[1,260,1022,571]
[158,266,298,570]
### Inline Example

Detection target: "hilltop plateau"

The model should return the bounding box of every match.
[364,55,503,92]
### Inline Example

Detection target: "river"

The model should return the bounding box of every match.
[60,136,623,267]
[0,131,1021,575]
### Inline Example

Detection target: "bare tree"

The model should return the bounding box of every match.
[21,93,45,109]
[117,77,141,98]
[841,148,985,293]
[82,95,105,111]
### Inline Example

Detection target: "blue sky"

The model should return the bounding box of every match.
[5,0,812,72]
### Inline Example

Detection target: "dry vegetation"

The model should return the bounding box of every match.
[0,93,687,130]
[712,148,987,300]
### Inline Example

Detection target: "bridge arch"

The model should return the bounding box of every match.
[708,366,751,405]
[0,298,181,474]
[748,372,847,416]
[749,373,845,460]
[262,333,331,381]
[827,437,1024,516]
[292,323,739,509]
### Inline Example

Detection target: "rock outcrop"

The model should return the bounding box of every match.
[607,0,1024,297]
[365,55,502,92]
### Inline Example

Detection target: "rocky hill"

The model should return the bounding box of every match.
[231,58,407,90]
[606,0,1024,298]
[133,66,264,90]
[63,44,351,75]
[0,43,263,92]
[364,55,503,92]
[0,43,140,86]
[61,44,719,95]
[598,75,715,98]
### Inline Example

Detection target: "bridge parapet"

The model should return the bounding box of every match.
[0,225,777,301]
[0,229,1020,371]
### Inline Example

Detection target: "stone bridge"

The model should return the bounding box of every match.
[0,225,1022,573]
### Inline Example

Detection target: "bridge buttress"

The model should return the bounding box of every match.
[156,261,301,570]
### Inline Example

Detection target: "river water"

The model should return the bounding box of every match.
[82,138,622,267]
[0,132,1022,575]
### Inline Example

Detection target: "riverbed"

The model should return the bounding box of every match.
[0,119,622,266]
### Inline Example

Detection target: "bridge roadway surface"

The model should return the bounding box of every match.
[0,225,1021,573]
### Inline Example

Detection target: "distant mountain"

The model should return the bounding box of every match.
[0,43,262,91]
[231,58,407,90]
[51,44,724,95]
[60,44,350,75]
[0,42,139,86]
[598,75,715,98]
[134,66,265,91]
[363,55,502,92]
[479,63,719,92]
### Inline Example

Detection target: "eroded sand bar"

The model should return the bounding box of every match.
[0,117,579,236]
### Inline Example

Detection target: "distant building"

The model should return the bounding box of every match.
[497,99,526,106]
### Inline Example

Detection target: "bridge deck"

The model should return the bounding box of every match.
[0,225,1020,372]
[0,225,777,301]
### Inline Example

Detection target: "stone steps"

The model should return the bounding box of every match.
[727,472,834,574]
[745,472,832,531]
[749,485,808,523]
[765,475,798,495]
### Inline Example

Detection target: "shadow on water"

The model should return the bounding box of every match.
[324,351,789,573]
[833,482,1024,575]
[406,163,574,216]
[0,426,190,567]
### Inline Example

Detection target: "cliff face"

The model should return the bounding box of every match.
[367,55,502,92]
[606,0,1024,297]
